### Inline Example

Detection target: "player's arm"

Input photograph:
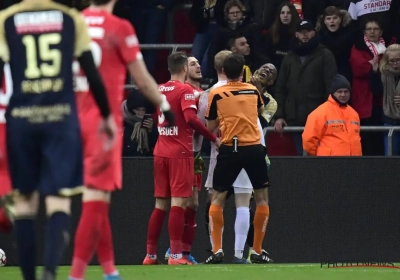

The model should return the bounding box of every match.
[117,21,174,124]
[205,92,220,133]
[256,89,265,116]
[0,13,8,89]
[182,89,217,142]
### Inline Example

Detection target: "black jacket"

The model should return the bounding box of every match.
[274,37,337,125]
[207,16,263,78]
[189,0,246,33]
[316,9,354,82]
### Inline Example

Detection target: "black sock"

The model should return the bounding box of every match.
[43,212,71,276]
[246,207,255,248]
[205,200,211,245]
[15,218,36,280]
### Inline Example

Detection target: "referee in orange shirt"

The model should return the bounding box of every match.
[204,53,270,264]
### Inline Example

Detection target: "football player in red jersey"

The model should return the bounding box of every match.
[70,0,174,279]
[143,52,220,265]
[0,64,13,234]
[164,54,204,263]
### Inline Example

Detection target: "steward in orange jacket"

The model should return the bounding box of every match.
[302,74,362,156]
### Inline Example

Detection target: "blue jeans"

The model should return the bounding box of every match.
[129,7,168,76]
[384,123,400,155]
[191,24,217,77]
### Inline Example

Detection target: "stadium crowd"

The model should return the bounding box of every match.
[2,0,400,156]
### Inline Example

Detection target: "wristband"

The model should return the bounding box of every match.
[160,95,171,111]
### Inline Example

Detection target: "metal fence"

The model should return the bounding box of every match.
[264,126,400,156]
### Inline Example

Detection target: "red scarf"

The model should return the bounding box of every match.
[290,0,303,19]
[364,36,386,57]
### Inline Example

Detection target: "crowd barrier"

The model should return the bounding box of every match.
[1,157,399,265]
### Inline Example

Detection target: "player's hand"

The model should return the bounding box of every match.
[274,118,287,134]
[250,76,263,94]
[163,110,175,127]
[98,115,117,151]
[194,152,206,174]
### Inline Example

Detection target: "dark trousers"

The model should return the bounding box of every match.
[360,106,384,156]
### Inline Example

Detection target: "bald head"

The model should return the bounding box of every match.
[214,50,232,74]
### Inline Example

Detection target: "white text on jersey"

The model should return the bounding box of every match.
[158,126,178,136]
[84,16,105,25]
[159,86,175,91]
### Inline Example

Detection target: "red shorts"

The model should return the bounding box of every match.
[154,156,193,198]
[0,124,12,197]
[80,114,122,191]
[193,173,202,191]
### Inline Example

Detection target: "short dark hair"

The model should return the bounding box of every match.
[92,0,113,5]
[223,53,245,80]
[362,17,382,30]
[227,33,245,50]
[168,52,188,74]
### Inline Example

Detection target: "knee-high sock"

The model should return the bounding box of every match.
[234,207,250,259]
[44,212,71,276]
[181,207,197,253]
[209,204,223,253]
[96,202,117,275]
[70,202,104,279]
[15,218,36,280]
[168,206,185,257]
[205,200,212,247]
[253,205,269,254]
[246,207,255,248]
[146,208,167,256]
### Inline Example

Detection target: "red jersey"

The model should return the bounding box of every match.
[75,8,142,124]
[153,80,197,158]
[0,64,12,125]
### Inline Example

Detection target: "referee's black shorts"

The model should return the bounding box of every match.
[212,144,269,193]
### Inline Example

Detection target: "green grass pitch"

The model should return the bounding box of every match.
[1,264,400,280]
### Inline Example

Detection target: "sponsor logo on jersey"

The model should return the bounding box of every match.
[159,86,175,91]
[14,11,63,33]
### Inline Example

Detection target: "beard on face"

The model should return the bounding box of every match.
[188,74,202,82]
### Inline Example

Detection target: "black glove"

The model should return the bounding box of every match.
[163,110,175,127]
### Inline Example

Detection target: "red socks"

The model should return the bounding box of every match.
[182,207,197,252]
[96,203,116,275]
[70,201,104,279]
[146,208,166,255]
[168,206,185,255]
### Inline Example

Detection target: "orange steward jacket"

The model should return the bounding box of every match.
[302,95,362,156]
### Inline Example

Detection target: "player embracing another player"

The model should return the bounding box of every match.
[70,0,175,279]
[143,52,220,265]
[164,54,204,264]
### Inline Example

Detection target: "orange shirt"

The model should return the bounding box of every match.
[205,82,264,146]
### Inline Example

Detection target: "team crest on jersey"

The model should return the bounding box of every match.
[125,35,139,48]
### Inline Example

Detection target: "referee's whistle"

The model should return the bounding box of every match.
[233,136,238,153]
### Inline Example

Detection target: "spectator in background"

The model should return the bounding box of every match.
[207,0,261,79]
[190,0,246,77]
[348,0,395,42]
[119,0,176,76]
[244,0,283,30]
[379,44,400,155]
[274,20,337,156]
[227,34,269,83]
[349,18,385,155]
[122,89,158,156]
[302,74,362,156]
[263,2,300,75]
[316,6,354,82]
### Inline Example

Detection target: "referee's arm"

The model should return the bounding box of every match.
[205,92,219,132]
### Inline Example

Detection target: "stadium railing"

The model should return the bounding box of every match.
[264,126,400,156]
